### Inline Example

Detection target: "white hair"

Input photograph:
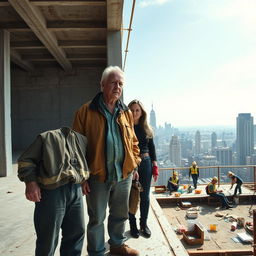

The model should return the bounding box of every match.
[100,66,124,91]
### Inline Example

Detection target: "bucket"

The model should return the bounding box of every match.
[234,196,239,204]
[209,224,217,232]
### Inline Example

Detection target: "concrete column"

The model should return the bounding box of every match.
[0,30,12,176]
[107,31,122,68]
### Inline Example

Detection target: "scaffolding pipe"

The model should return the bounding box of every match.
[217,166,220,187]
[123,0,136,70]
[253,210,256,256]
[254,166,256,190]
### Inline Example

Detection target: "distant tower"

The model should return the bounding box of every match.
[236,113,254,165]
[195,130,201,155]
[169,135,181,166]
[211,132,217,152]
[214,147,232,166]
[150,103,157,130]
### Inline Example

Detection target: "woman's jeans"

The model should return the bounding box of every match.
[138,156,152,226]
[86,174,132,256]
[34,183,85,256]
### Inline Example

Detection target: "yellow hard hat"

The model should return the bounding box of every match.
[212,176,218,181]
[192,161,197,165]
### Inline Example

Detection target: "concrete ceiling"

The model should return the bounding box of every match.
[0,0,123,72]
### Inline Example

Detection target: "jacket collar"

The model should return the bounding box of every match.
[89,92,128,111]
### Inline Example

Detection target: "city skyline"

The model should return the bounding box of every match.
[123,0,256,127]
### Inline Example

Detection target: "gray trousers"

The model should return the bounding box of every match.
[86,174,132,256]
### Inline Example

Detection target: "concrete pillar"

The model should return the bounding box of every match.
[107,31,122,68]
[0,30,12,176]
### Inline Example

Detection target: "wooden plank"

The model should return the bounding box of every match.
[21,53,106,61]
[150,195,189,256]
[47,20,107,30]
[187,249,253,256]
[0,22,29,30]
[107,0,123,30]
[10,41,45,49]
[0,0,9,6]
[21,53,54,61]
[8,0,72,72]
[0,1,106,7]
[30,0,106,6]
[10,49,34,72]
[58,40,106,48]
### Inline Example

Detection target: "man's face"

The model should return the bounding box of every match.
[102,72,124,102]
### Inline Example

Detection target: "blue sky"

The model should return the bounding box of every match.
[122,0,256,127]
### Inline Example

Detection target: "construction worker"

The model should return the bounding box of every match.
[189,161,199,189]
[206,177,233,209]
[167,171,179,194]
[228,171,243,196]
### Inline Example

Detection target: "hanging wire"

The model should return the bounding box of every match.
[123,0,136,70]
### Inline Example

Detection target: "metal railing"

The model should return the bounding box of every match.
[156,165,256,188]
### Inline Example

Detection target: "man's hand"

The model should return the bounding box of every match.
[25,181,41,202]
[81,180,90,195]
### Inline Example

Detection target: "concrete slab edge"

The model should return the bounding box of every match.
[150,194,189,256]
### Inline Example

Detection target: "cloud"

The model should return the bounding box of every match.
[189,0,256,34]
[211,52,256,90]
[139,0,172,8]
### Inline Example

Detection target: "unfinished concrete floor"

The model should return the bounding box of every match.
[0,163,183,256]
[161,201,255,252]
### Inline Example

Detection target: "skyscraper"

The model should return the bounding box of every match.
[236,113,254,165]
[213,147,232,166]
[169,135,181,166]
[211,132,217,152]
[194,130,201,155]
[150,104,157,131]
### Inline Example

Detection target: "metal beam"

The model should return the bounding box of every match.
[8,0,72,72]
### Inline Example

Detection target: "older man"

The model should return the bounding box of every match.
[73,66,141,256]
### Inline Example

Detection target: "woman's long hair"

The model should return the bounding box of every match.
[128,100,154,138]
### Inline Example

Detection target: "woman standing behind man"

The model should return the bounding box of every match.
[128,100,159,238]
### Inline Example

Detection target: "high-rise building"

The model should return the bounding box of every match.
[213,147,232,166]
[254,124,256,147]
[150,104,157,131]
[169,135,181,166]
[211,132,217,152]
[194,130,201,155]
[236,113,254,165]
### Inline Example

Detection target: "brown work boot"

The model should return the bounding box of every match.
[110,244,139,256]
